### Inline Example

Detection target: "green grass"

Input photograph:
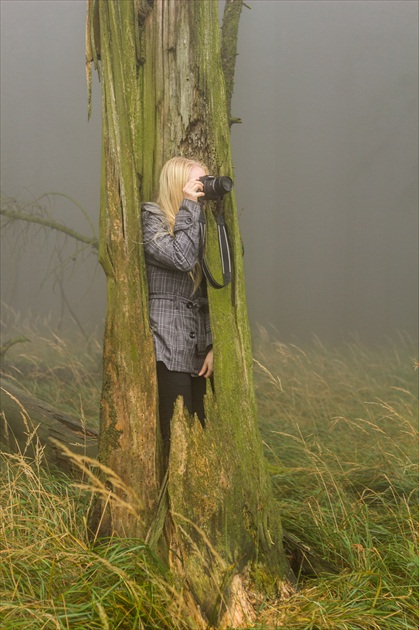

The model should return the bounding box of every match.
[1,316,418,629]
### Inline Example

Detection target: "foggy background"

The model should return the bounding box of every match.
[1,0,418,345]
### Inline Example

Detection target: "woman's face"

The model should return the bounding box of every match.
[188,164,206,182]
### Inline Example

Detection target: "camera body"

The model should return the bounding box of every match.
[199,175,233,201]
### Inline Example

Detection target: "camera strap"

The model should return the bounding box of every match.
[199,208,232,289]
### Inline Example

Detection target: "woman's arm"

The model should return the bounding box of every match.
[142,199,204,271]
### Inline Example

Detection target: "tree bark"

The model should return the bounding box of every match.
[221,0,244,126]
[86,0,292,624]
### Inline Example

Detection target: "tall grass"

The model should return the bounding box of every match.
[1,315,418,628]
[0,304,101,426]
[253,328,418,629]
[0,448,194,629]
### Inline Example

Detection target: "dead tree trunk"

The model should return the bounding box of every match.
[86,0,292,624]
[0,379,98,472]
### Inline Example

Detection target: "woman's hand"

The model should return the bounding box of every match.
[183,178,204,203]
[199,348,213,378]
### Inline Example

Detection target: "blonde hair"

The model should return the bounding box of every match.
[157,156,208,232]
[156,156,208,291]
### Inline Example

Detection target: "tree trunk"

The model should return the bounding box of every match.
[86,0,292,624]
[86,0,162,538]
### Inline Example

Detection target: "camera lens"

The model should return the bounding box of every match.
[216,176,233,194]
[199,175,234,200]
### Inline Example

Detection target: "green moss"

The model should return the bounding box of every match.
[249,563,279,598]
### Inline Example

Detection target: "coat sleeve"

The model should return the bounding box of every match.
[205,311,213,350]
[142,199,204,272]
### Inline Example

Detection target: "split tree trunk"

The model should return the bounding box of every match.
[86,0,292,624]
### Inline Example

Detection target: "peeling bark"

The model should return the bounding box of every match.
[221,0,244,125]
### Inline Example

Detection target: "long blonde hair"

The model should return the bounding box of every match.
[156,156,208,290]
[157,156,208,232]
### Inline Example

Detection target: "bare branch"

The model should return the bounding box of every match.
[0,336,30,359]
[1,199,99,252]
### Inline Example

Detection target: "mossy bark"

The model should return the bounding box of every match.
[87,0,291,624]
[86,0,161,536]
[221,0,244,125]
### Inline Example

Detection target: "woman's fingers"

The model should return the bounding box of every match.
[201,364,212,378]
[183,178,204,201]
[199,349,213,378]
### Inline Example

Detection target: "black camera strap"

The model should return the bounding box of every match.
[199,207,232,289]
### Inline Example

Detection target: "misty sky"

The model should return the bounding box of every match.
[1,0,418,344]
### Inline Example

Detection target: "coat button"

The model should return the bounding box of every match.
[189,332,196,339]
[186,302,193,309]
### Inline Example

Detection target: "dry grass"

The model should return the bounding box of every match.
[0,445,194,629]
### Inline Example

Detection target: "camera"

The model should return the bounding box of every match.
[199,175,233,201]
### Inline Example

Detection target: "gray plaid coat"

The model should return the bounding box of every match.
[141,199,212,374]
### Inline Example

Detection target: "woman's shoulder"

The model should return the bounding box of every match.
[141,201,164,215]
[141,202,167,226]
[141,202,169,237]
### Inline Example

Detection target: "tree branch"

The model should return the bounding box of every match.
[0,208,99,252]
[0,336,30,359]
[221,0,246,127]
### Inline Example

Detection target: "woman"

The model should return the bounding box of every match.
[141,157,213,458]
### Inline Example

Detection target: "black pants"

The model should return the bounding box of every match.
[156,362,207,459]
